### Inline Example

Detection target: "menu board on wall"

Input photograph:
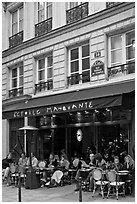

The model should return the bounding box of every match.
[91,60,104,76]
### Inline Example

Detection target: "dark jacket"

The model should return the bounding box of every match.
[2,158,13,169]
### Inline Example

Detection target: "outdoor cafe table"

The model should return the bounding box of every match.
[117,170,129,182]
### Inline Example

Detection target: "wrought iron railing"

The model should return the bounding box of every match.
[9,31,23,48]
[35,80,53,94]
[9,87,23,98]
[67,72,90,86]
[35,18,52,37]
[106,2,123,8]
[108,61,135,78]
[66,2,88,24]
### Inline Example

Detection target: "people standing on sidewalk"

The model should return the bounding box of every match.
[2,152,14,186]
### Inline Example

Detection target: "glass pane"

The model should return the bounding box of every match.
[47,2,52,18]
[19,66,23,76]
[39,70,45,81]
[12,78,17,88]
[19,20,23,31]
[38,59,45,70]
[82,44,89,57]
[82,58,89,70]
[47,56,53,67]
[12,23,18,35]
[47,68,52,78]
[126,30,135,46]
[126,46,135,60]
[71,61,79,73]
[12,11,17,23]
[19,76,23,86]
[19,7,23,20]
[111,50,122,64]
[111,35,122,50]
[70,2,78,8]
[38,2,45,9]
[38,10,45,22]
[12,68,17,78]
[71,48,79,60]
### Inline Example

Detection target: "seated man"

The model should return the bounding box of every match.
[2,152,13,186]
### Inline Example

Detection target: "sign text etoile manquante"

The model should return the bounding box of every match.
[13,100,93,118]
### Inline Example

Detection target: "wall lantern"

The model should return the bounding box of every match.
[76,129,83,142]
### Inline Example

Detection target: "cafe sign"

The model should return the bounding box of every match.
[91,60,104,76]
[11,100,93,118]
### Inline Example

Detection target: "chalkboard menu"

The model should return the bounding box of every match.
[91,60,104,76]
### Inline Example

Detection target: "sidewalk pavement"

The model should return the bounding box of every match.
[2,183,135,202]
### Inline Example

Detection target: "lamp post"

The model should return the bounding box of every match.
[19,126,39,190]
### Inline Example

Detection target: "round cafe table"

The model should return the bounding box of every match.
[117,170,129,182]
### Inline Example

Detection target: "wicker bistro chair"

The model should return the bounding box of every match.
[106,170,125,200]
[92,168,109,199]
[18,165,27,186]
[10,164,19,186]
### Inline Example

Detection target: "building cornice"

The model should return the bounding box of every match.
[2,2,135,59]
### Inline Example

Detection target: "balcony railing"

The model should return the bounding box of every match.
[108,61,135,78]
[35,18,52,37]
[67,72,90,86]
[9,87,23,98]
[9,31,23,48]
[106,2,123,8]
[66,2,88,24]
[35,80,53,94]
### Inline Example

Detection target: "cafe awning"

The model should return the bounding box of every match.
[2,80,135,119]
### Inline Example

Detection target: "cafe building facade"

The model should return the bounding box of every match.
[2,2,135,160]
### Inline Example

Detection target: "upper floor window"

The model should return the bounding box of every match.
[35,54,53,93]
[109,30,135,66]
[9,63,24,98]
[12,6,23,35]
[9,6,23,48]
[66,2,88,24]
[35,2,52,37]
[108,29,135,77]
[68,43,90,85]
[68,2,83,9]
[38,2,52,23]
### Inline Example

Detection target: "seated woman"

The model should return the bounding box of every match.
[18,152,28,174]
[107,156,123,171]
[122,154,135,186]
[46,154,70,187]
[2,152,14,186]
[123,154,135,171]
[41,152,58,185]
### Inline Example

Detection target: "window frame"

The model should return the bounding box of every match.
[68,42,90,84]
[10,63,24,91]
[67,2,83,9]
[36,54,53,84]
[11,6,23,35]
[108,29,135,67]
[37,2,52,23]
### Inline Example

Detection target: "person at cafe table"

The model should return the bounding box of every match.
[106,156,123,171]
[41,152,58,186]
[45,154,70,187]
[27,153,38,169]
